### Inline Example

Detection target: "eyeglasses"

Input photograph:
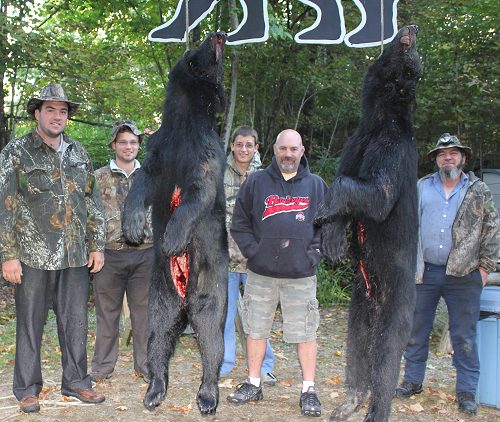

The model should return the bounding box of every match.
[233,143,256,150]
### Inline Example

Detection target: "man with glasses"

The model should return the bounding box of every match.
[395,133,499,415]
[91,120,154,384]
[221,126,277,385]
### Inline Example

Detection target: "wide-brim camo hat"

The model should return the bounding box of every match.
[108,120,144,147]
[27,83,80,118]
[427,133,472,161]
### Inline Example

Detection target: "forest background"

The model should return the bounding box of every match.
[0,0,498,300]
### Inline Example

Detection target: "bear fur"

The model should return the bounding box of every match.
[315,25,421,421]
[122,32,228,415]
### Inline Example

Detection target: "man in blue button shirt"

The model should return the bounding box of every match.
[395,133,499,415]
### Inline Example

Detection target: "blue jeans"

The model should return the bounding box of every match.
[221,272,275,375]
[403,263,483,394]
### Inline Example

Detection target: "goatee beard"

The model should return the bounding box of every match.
[439,164,462,181]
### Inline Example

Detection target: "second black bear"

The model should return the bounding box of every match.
[315,25,421,421]
[122,32,228,415]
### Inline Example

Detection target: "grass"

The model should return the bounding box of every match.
[316,260,353,306]
[0,307,100,372]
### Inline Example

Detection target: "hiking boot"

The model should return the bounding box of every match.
[300,386,321,417]
[227,380,263,404]
[457,391,477,415]
[90,371,112,382]
[394,381,423,398]
[61,387,105,403]
[262,372,278,386]
[19,395,40,413]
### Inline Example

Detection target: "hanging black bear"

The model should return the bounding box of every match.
[122,32,228,415]
[315,24,422,421]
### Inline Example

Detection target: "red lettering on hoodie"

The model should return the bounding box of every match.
[262,194,310,220]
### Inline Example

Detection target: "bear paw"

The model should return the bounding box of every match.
[321,221,347,261]
[162,225,191,256]
[196,384,218,415]
[143,379,166,411]
[122,210,147,244]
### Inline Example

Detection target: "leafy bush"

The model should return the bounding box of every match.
[316,259,353,306]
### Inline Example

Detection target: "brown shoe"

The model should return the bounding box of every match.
[61,387,105,403]
[19,395,40,413]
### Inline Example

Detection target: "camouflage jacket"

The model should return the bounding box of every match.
[0,129,106,270]
[416,171,499,283]
[225,151,261,272]
[95,162,153,248]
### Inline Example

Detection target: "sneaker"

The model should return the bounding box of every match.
[19,395,40,413]
[394,381,423,398]
[300,386,321,417]
[457,391,477,415]
[262,372,278,386]
[227,380,263,404]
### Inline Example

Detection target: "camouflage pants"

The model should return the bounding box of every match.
[241,270,320,343]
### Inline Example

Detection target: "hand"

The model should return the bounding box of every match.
[2,259,23,284]
[88,252,105,273]
[479,268,488,287]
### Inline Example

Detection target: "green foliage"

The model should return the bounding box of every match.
[316,260,353,306]
[1,0,498,169]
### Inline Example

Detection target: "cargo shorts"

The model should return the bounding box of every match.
[241,270,320,343]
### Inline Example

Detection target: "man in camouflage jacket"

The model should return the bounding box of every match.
[0,84,106,413]
[221,126,276,383]
[91,120,153,383]
[396,134,499,415]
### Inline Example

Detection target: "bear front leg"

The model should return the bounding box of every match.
[123,169,149,244]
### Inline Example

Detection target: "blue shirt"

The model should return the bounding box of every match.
[420,172,468,265]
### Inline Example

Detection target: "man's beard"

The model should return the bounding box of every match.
[278,160,296,173]
[439,162,462,181]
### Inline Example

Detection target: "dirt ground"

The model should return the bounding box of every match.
[1,306,499,422]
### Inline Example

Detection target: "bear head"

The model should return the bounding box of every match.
[167,32,226,114]
[362,25,422,117]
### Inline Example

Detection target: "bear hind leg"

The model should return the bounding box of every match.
[331,282,371,420]
[189,291,225,414]
[144,276,188,410]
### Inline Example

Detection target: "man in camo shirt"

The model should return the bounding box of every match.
[0,84,106,413]
[91,120,153,384]
[221,126,276,383]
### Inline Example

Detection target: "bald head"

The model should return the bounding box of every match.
[274,129,305,174]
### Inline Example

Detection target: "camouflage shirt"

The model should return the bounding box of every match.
[95,161,153,248]
[416,171,499,283]
[0,129,105,270]
[225,151,261,272]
